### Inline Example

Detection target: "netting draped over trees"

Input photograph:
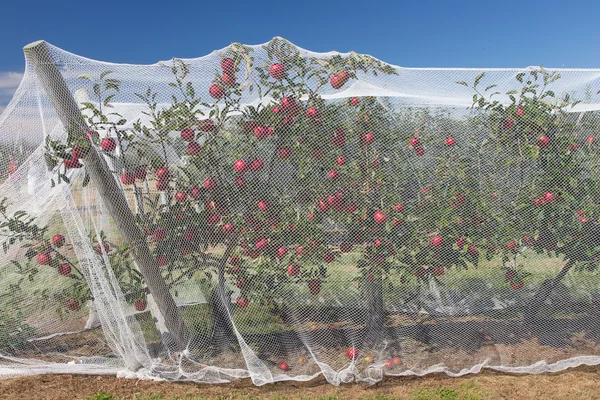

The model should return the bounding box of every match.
[0,37,600,385]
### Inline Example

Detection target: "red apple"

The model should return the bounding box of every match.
[467,245,478,256]
[180,128,195,142]
[186,142,201,155]
[152,228,166,241]
[569,143,579,152]
[155,181,167,191]
[204,178,216,190]
[255,238,269,251]
[253,125,269,140]
[430,235,443,247]
[120,172,135,185]
[409,137,420,148]
[394,204,404,212]
[37,253,51,265]
[362,132,375,145]
[250,158,264,171]
[134,299,147,312]
[58,263,71,276]
[506,240,517,250]
[373,210,387,224]
[219,223,234,234]
[234,177,246,187]
[66,298,80,311]
[433,266,445,276]
[331,71,350,89]
[392,356,402,365]
[257,200,270,211]
[586,135,596,144]
[328,169,339,180]
[94,242,110,255]
[236,297,249,308]
[537,135,550,148]
[280,97,296,111]
[188,187,201,200]
[351,97,360,105]
[544,192,555,203]
[64,158,82,169]
[52,234,65,248]
[415,147,425,156]
[209,84,224,99]
[337,156,346,165]
[174,191,187,202]
[286,263,301,277]
[100,138,116,152]
[221,58,235,74]
[323,252,335,263]
[278,362,289,371]
[278,146,292,159]
[222,72,236,86]
[269,63,285,80]
[346,347,359,360]
[234,159,248,173]
[306,107,320,119]
[156,167,170,181]
[198,119,216,132]
[207,214,221,225]
[317,199,330,212]
[510,280,524,290]
[445,137,456,146]
[385,359,394,368]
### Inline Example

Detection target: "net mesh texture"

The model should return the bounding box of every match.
[0,37,599,385]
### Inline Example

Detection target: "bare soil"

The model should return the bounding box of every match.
[2,366,600,399]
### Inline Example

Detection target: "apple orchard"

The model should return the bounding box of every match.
[3,38,600,372]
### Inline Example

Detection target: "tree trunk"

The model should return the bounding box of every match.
[24,40,190,351]
[84,300,101,330]
[204,238,239,354]
[525,259,575,321]
[363,275,386,345]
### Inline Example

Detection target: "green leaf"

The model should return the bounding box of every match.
[100,70,113,79]
[516,72,526,83]
[186,82,195,99]
[473,72,485,88]
[456,81,469,87]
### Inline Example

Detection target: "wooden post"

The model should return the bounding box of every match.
[23,40,190,350]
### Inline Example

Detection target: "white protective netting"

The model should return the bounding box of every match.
[0,37,600,385]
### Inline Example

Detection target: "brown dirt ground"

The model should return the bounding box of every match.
[2,366,600,400]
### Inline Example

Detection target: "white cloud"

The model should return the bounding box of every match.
[0,72,23,110]
[0,72,23,90]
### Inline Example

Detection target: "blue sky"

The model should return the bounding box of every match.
[1,0,600,109]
